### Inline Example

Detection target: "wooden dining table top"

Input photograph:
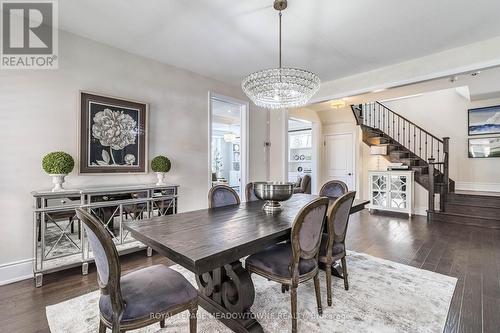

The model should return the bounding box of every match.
[124,194,369,275]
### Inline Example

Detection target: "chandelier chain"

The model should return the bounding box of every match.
[279,11,282,68]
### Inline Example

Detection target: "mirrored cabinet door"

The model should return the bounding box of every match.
[368,171,413,216]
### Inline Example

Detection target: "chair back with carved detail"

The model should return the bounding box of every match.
[75,208,124,319]
[245,183,259,202]
[208,185,240,208]
[320,180,348,200]
[290,197,329,269]
[325,191,356,251]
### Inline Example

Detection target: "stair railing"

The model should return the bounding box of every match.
[352,102,451,211]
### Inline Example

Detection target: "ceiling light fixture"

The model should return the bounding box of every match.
[241,0,320,110]
[330,99,347,109]
[224,133,237,143]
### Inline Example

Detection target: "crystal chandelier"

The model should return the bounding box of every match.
[242,0,320,110]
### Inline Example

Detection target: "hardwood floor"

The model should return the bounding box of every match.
[1,210,499,333]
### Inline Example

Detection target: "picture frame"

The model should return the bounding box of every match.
[468,137,500,158]
[79,92,148,174]
[468,105,500,136]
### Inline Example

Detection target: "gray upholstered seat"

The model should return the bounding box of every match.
[319,233,345,257]
[209,185,240,208]
[319,180,348,200]
[245,243,317,278]
[99,264,198,322]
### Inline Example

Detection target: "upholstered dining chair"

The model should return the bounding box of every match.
[75,208,198,333]
[318,191,356,306]
[245,182,259,202]
[208,184,240,208]
[246,197,329,333]
[319,180,348,200]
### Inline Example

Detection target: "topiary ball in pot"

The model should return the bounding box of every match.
[42,152,75,192]
[151,155,171,186]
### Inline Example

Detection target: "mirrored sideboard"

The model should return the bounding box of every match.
[368,170,414,217]
[32,183,179,287]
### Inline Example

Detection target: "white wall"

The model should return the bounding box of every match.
[0,31,269,284]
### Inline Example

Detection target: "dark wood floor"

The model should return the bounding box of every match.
[1,210,499,333]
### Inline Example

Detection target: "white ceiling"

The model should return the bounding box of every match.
[303,65,500,113]
[59,0,500,85]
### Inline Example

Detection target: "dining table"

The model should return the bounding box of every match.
[124,193,369,333]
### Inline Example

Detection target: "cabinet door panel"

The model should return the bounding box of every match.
[390,175,407,192]
[390,192,407,209]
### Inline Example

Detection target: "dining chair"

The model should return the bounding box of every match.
[75,208,198,333]
[245,182,259,202]
[246,197,329,333]
[319,180,348,200]
[318,191,356,306]
[208,184,240,208]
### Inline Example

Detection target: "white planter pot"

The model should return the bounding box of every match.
[50,174,67,192]
[155,172,167,186]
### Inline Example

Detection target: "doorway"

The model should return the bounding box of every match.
[324,133,355,190]
[288,118,313,183]
[209,93,249,200]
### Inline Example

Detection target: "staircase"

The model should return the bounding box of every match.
[352,102,500,229]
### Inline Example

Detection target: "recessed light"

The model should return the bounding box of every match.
[330,99,346,109]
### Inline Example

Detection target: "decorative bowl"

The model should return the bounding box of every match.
[253,181,294,213]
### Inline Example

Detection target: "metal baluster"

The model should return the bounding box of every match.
[419,129,422,159]
[383,107,386,132]
[437,142,440,164]
[398,117,400,143]
[403,120,406,148]
[392,113,395,139]
[369,104,372,127]
[378,103,381,130]
[408,122,411,150]
[431,138,434,158]
[413,126,416,153]
[425,134,428,160]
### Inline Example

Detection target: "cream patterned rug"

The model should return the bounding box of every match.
[46,252,456,333]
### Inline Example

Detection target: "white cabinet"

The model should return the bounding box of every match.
[368,170,414,217]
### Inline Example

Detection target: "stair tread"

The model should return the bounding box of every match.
[432,211,500,221]
[445,201,500,208]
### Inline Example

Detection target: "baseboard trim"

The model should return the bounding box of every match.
[0,258,33,286]
[414,207,428,217]
[455,181,500,193]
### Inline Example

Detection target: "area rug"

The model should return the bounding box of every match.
[46,252,456,333]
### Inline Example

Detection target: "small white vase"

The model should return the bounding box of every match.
[50,174,67,192]
[155,172,167,186]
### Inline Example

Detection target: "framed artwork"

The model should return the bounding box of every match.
[468,105,500,136]
[79,92,148,174]
[468,137,500,158]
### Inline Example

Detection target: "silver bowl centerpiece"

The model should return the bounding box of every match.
[253,181,294,213]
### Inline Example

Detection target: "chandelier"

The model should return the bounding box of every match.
[242,0,320,110]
